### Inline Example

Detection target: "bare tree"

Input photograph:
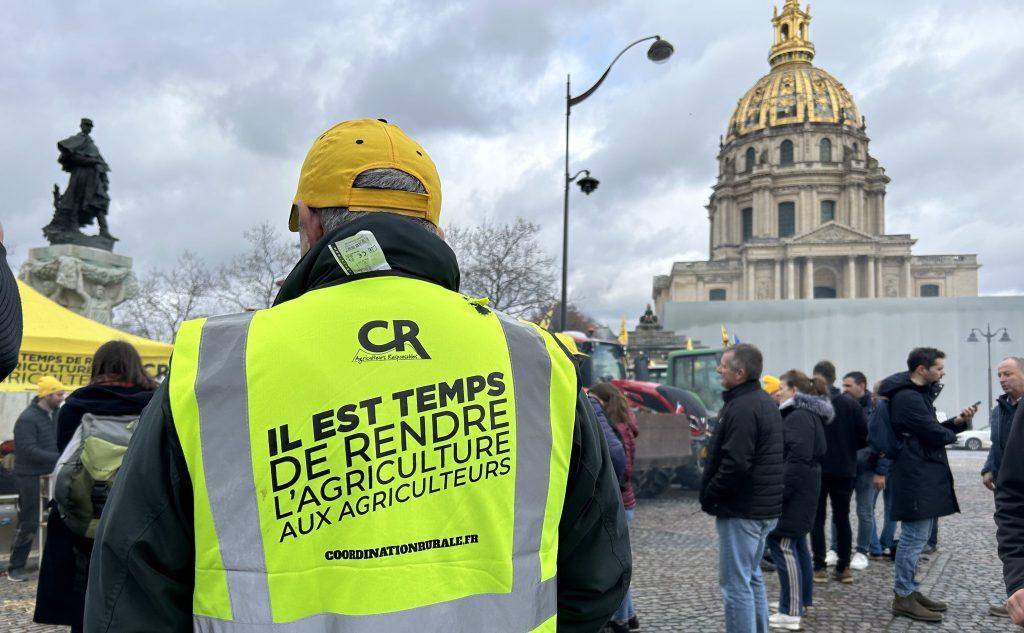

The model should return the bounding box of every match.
[114,251,216,342]
[446,219,556,319]
[216,222,298,311]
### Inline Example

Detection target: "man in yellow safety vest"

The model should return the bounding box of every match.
[85,118,630,633]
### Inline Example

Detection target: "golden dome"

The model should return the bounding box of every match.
[726,1,863,142]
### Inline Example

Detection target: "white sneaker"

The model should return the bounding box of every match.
[769,612,802,630]
[825,549,838,567]
[769,600,779,613]
[850,552,869,571]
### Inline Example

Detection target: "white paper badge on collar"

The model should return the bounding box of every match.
[328,230,392,275]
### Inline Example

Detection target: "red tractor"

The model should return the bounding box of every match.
[560,331,708,498]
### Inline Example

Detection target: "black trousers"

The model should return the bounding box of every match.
[812,474,854,572]
[8,475,40,571]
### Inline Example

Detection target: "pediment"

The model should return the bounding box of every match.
[789,222,877,244]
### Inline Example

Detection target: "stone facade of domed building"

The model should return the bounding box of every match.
[653,0,979,311]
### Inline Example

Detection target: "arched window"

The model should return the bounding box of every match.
[780,140,794,165]
[741,207,754,241]
[709,289,727,301]
[814,286,838,299]
[820,200,836,223]
[745,147,756,172]
[852,142,859,159]
[781,24,790,41]
[920,284,940,297]
[778,202,795,237]
[819,138,832,162]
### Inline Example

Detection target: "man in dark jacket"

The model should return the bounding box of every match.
[996,400,1024,624]
[810,360,867,584]
[86,121,630,633]
[701,344,784,632]
[982,357,1024,618]
[8,376,65,582]
[841,371,888,566]
[880,347,976,622]
[0,222,23,382]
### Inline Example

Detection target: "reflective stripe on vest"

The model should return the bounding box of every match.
[169,276,576,632]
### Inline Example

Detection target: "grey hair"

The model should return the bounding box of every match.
[1001,357,1024,372]
[725,343,764,381]
[316,168,437,236]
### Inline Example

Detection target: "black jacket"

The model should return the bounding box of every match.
[13,400,59,475]
[996,401,1024,598]
[880,372,963,522]
[984,393,1019,477]
[772,394,830,538]
[34,384,154,627]
[821,387,867,478]
[700,380,784,520]
[0,243,22,381]
[85,214,630,633]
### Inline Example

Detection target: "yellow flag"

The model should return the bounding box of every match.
[686,336,694,351]
[618,319,628,346]
[721,325,730,348]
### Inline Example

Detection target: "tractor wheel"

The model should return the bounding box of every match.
[636,468,671,498]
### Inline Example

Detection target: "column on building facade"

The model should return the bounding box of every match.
[903,257,913,297]
[847,256,857,298]
[747,259,756,300]
[876,256,885,298]
[774,260,782,300]
[786,258,796,299]
[804,257,815,299]
[866,256,876,298]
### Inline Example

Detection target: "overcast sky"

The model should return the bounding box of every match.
[3,0,1022,327]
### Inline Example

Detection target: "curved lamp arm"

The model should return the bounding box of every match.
[569,36,663,107]
[568,169,591,182]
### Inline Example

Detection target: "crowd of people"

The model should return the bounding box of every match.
[2,121,1024,633]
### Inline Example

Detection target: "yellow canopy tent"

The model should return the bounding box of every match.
[0,280,172,392]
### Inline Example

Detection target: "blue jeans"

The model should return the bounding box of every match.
[853,468,875,554]
[869,484,897,553]
[894,517,934,596]
[717,517,778,633]
[767,535,812,616]
[613,508,636,623]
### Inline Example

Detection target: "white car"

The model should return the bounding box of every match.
[954,428,991,451]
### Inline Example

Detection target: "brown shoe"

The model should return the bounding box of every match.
[892,594,943,622]
[989,604,1010,618]
[832,568,853,584]
[812,569,829,583]
[911,591,947,612]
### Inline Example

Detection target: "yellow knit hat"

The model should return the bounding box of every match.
[37,376,65,397]
[762,375,780,395]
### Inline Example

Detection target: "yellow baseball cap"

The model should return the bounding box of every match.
[37,376,65,397]
[762,375,780,395]
[289,118,442,232]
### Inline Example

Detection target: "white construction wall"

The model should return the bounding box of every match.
[662,296,1024,428]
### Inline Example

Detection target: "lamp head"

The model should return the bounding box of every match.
[1000,331,1012,343]
[577,174,600,195]
[967,332,980,343]
[647,38,675,64]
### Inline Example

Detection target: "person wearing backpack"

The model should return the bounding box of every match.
[878,347,977,623]
[34,341,156,633]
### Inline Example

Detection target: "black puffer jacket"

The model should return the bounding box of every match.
[700,380,784,520]
[821,387,867,478]
[880,372,962,522]
[996,401,1024,598]
[772,394,831,538]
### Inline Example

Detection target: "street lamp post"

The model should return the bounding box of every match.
[560,35,674,331]
[967,323,1012,417]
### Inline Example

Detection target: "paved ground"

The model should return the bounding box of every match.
[0,450,1017,631]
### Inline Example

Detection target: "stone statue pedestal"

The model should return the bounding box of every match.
[19,244,137,326]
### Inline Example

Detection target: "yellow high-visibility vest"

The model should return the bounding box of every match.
[169,275,577,632]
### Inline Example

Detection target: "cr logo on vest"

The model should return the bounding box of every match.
[354,320,431,362]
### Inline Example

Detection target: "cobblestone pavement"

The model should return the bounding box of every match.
[0,451,1018,631]
[631,450,1020,632]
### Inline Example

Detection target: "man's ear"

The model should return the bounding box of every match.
[297,202,324,252]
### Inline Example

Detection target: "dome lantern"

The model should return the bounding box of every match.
[769,0,815,68]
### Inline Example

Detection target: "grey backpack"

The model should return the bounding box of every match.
[53,413,138,538]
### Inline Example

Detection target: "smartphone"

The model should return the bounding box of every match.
[972,400,982,408]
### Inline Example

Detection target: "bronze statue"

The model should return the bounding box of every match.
[43,118,116,250]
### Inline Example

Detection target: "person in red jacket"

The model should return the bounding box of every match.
[591,382,639,633]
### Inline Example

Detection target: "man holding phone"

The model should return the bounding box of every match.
[877,347,977,623]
